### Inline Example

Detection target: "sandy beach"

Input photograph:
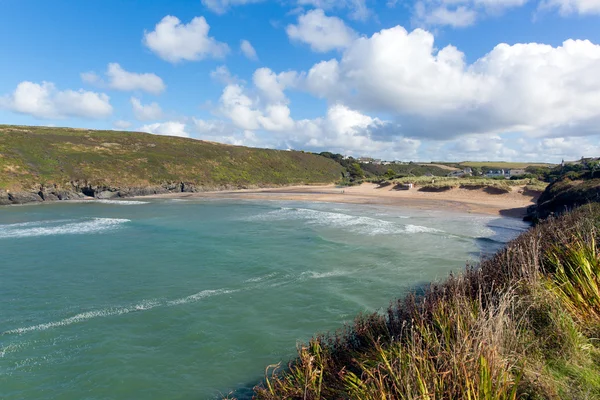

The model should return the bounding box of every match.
[138,183,540,218]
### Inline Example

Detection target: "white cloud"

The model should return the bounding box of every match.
[539,0,600,14]
[130,97,163,121]
[81,64,166,95]
[252,68,300,104]
[81,71,102,85]
[139,121,189,138]
[296,0,371,21]
[286,9,357,52]
[208,73,417,158]
[414,0,529,27]
[143,15,229,63]
[301,26,600,140]
[1,81,113,119]
[415,4,478,27]
[106,63,166,94]
[201,0,265,14]
[113,120,132,129]
[240,39,258,60]
[210,65,244,85]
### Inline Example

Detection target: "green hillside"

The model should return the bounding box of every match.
[0,125,344,194]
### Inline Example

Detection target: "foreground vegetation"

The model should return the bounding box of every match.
[0,125,344,192]
[237,204,600,399]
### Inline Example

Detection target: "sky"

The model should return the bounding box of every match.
[1,0,599,162]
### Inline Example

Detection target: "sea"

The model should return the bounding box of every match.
[0,198,529,399]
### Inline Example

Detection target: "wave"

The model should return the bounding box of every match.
[405,224,443,234]
[244,273,278,283]
[2,288,237,336]
[95,200,149,205]
[166,288,238,306]
[300,270,350,279]
[247,207,443,236]
[0,218,130,239]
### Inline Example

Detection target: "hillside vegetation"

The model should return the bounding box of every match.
[532,160,600,220]
[0,125,344,201]
[239,204,600,399]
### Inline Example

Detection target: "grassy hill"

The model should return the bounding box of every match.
[0,125,345,198]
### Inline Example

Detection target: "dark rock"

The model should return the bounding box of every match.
[38,191,59,201]
[97,190,118,199]
[181,183,197,193]
[0,190,11,206]
[7,191,43,204]
[56,190,84,200]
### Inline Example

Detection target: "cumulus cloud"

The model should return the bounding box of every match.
[286,9,357,52]
[143,15,229,63]
[240,39,258,60]
[415,4,478,27]
[210,65,244,85]
[81,64,165,95]
[0,81,113,119]
[301,26,600,140]
[139,121,189,137]
[252,68,300,104]
[106,63,166,94]
[130,97,163,121]
[203,70,418,158]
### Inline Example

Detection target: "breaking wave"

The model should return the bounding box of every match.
[0,218,130,239]
[246,207,443,236]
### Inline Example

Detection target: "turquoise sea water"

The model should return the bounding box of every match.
[0,199,528,399]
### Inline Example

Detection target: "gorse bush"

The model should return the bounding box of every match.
[242,204,600,400]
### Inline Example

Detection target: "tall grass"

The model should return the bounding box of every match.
[547,235,600,327]
[242,204,600,399]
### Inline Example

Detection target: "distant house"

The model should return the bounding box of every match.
[358,157,374,163]
[447,168,472,178]
[485,169,508,178]
[448,170,466,178]
[509,169,526,177]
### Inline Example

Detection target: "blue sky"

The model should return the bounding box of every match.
[1,0,599,162]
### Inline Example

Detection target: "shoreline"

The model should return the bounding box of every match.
[135,183,540,218]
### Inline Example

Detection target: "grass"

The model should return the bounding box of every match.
[460,161,555,169]
[377,176,548,194]
[0,125,345,192]
[236,204,600,399]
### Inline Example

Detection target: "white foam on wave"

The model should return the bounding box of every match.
[0,218,130,239]
[244,273,278,283]
[301,270,349,279]
[247,207,443,236]
[166,288,238,306]
[3,288,237,336]
[95,200,149,205]
[405,224,443,234]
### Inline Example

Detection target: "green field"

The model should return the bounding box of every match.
[459,161,554,169]
[0,125,345,191]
